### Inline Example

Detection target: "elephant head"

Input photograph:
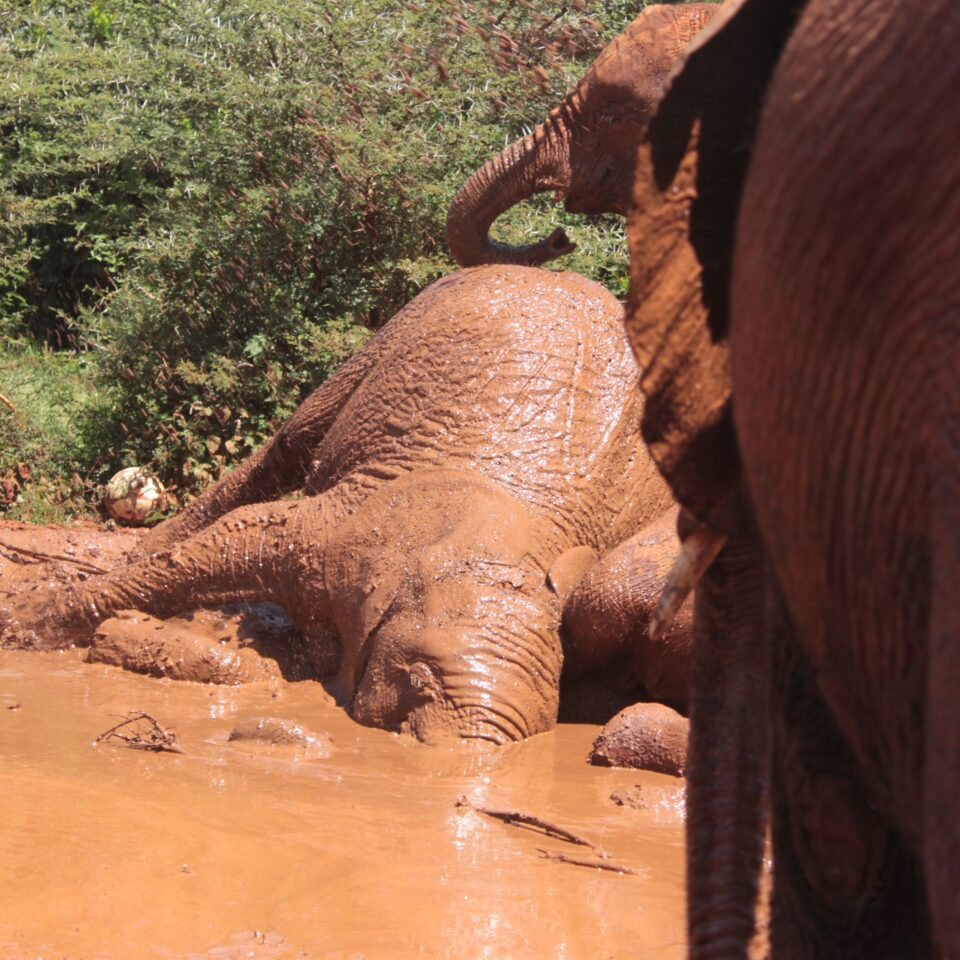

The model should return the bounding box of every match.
[446,3,718,268]
[325,470,562,745]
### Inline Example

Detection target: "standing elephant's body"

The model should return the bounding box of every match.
[734,1,959,950]
[626,0,958,955]
[736,0,945,827]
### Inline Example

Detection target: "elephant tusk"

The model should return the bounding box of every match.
[649,527,727,642]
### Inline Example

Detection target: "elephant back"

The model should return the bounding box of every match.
[309,266,671,554]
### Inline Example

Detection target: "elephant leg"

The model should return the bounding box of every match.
[685,501,768,959]
[137,337,382,555]
[1,497,330,655]
[766,578,933,960]
[561,507,692,711]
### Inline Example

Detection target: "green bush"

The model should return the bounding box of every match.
[0,0,712,516]
[0,342,118,520]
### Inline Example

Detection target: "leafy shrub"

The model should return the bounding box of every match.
[0,341,118,520]
[0,0,713,514]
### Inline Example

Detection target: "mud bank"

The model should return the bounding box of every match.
[0,523,687,959]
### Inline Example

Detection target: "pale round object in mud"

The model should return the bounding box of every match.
[103,466,164,525]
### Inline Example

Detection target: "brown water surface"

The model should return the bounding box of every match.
[0,648,686,960]
[0,521,686,959]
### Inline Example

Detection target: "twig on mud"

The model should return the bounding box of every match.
[535,847,638,875]
[94,711,183,754]
[457,797,637,876]
[0,539,108,575]
[457,798,596,848]
[455,796,636,874]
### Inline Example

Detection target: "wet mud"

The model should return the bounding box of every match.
[0,523,688,959]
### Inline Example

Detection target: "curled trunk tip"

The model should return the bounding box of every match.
[446,115,576,268]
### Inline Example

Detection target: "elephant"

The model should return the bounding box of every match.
[446,2,718,268]
[1,265,684,746]
[562,504,693,713]
[625,0,959,956]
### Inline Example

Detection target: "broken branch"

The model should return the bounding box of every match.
[536,848,638,875]
[456,797,595,847]
[0,539,108,575]
[94,711,183,754]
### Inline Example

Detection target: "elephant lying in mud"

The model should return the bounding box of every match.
[446,3,718,268]
[628,0,959,955]
[2,266,684,746]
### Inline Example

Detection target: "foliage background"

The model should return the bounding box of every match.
[0,0,709,521]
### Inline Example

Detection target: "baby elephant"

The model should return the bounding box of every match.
[2,266,682,744]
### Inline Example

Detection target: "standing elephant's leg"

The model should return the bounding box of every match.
[2,496,330,652]
[765,579,932,959]
[685,501,768,960]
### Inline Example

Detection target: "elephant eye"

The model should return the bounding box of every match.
[408,660,438,695]
[599,103,646,128]
[599,104,627,125]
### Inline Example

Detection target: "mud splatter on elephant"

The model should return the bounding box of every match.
[446,3,718,268]
[2,266,684,746]
[627,0,959,955]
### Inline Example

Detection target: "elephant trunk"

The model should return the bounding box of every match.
[685,503,768,959]
[446,103,578,268]
[418,580,565,745]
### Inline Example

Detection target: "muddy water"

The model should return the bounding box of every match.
[0,648,686,960]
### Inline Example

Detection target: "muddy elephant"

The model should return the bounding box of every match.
[446,3,718,268]
[2,266,683,746]
[626,0,958,955]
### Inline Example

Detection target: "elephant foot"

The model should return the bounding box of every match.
[590,701,689,777]
[561,508,693,713]
[87,604,310,684]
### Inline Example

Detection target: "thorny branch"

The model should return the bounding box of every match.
[94,711,183,754]
[457,798,595,847]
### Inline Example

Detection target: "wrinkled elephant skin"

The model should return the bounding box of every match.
[2,266,677,746]
[446,3,718,268]
[562,506,692,712]
[627,0,959,955]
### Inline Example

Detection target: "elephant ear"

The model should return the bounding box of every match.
[625,0,806,525]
